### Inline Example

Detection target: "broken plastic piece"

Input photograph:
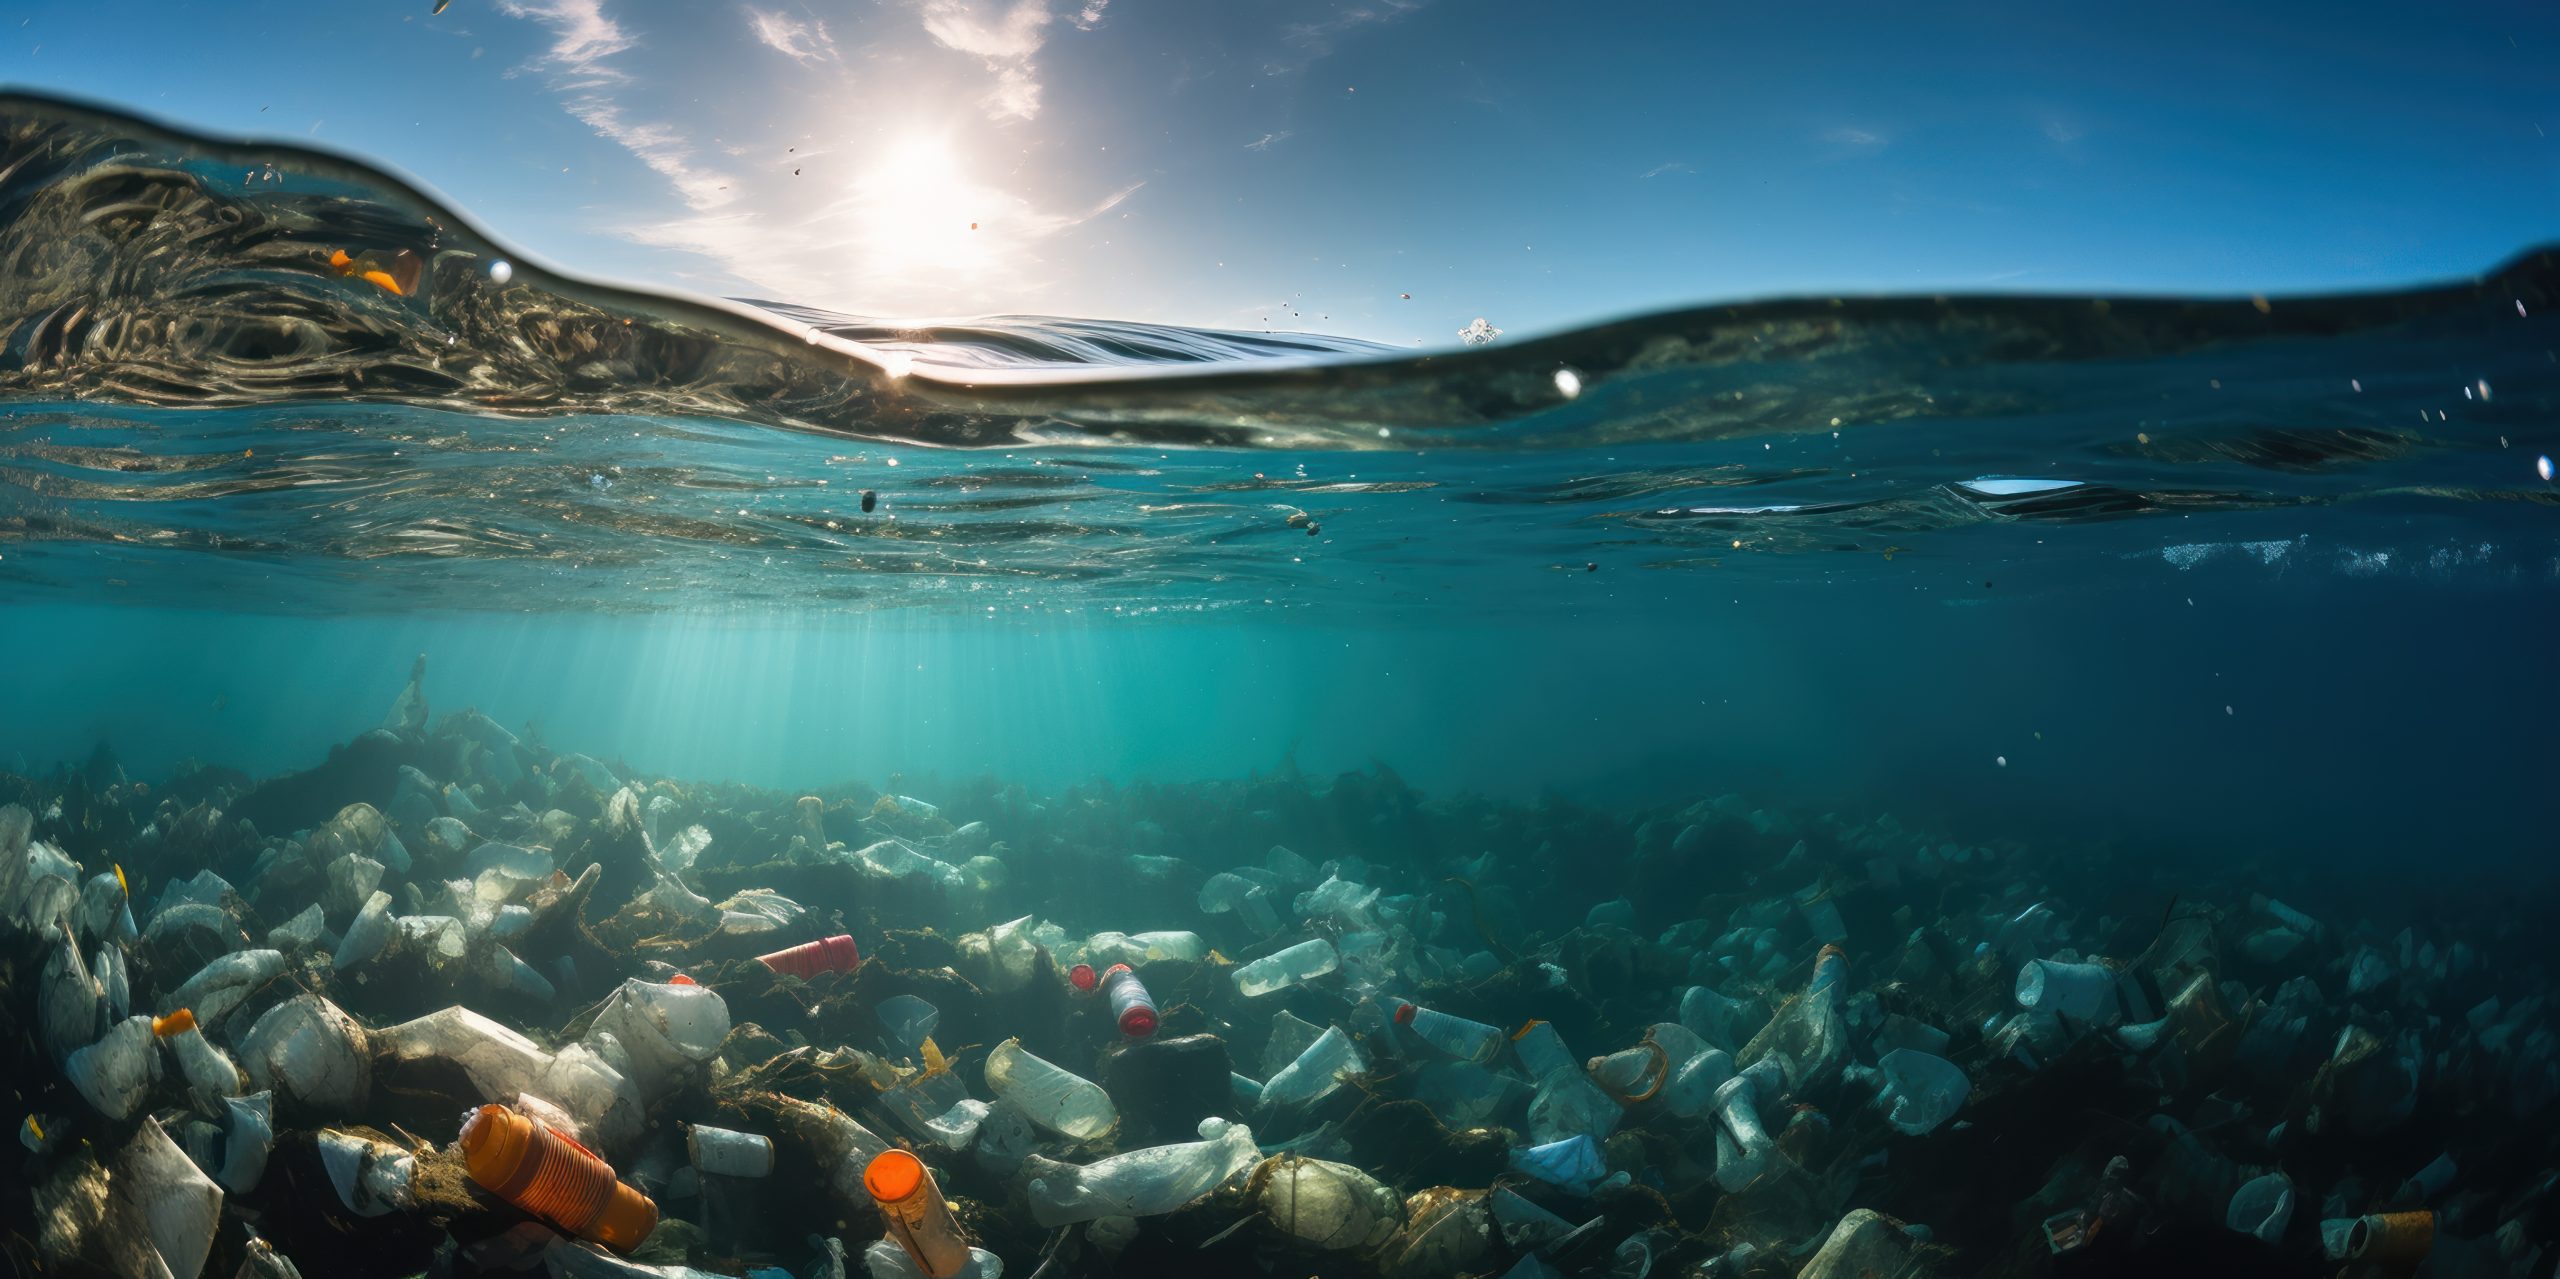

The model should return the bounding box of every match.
[1023,1116,1258,1225]
[686,1124,775,1178]
[757,934,861,979]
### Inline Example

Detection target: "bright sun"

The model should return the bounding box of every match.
[860,137,997,277]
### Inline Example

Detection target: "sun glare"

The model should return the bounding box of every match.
[859,137,997,277]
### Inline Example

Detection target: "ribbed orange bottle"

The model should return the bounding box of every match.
[459,1104,658,1251]
[864,1149,970,1278]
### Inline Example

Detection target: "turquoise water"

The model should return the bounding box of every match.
[3,91,2558,1279]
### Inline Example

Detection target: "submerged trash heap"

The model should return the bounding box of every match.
[3,658,2554,1279]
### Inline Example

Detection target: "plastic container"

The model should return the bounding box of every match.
[39,925,100,1064]
[1198,872,1282,935]
[1255,1155,1405,1251]
[1100,965,1158,1039]
[335,892,395,971]
[866,1149,971,1277]
[1808,943,1849,996]
[117,1118,223,1279]
[686,1124,775,1178]
[1232,938,1339,997]
[862,1239,1003,1279]
[983,1039,1117,1141]
[1067,963,1101,995]
[1870,1049,1971,1136]
[154,1009,243,1101]
[165,947,288,1030]
[2340,1211,2435,1268]
[459,1103,658,1251]
[586,979,730,1101]
[1023,1116,1259,1225]
[1710,1061,1781,1192]
[1396,1003,1505,1064]
[1679,985,1753,1052]
[1509,1134,1607,1194]
[1589,1042,1670,1104]
[1511,1020,1577,1081]
[220,1091,273,1193]
[758,934,861,980]
[1260,1026,1366,1111]
[2227,1172,2296,1244]
[319,1130,416,1217]
[66,1014,158,1120]
[1660,1047,1737,1118]
[2015,958,2123,1026]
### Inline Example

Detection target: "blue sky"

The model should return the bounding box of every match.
[4,0,2553,345]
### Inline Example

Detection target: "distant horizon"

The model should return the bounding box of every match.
[6,1,2554,347]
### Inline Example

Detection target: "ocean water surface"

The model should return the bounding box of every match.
[0,91,2555,1279]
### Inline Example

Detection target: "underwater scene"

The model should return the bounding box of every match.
[2,51,2559,1279]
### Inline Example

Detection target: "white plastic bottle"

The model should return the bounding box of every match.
[1233,939,1340,997]
[984,1039,1117,1140]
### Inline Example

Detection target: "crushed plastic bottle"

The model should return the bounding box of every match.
[1023,1116,1259,1225]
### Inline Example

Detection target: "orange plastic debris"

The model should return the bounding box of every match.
[459,1104,658,1251]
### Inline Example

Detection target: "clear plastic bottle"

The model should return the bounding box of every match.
[1710,1056,1785,1192]
[154,1009,243,1102]
[983,1039,1117,1141]
[1260,1026,1366,1111]
[238,994,372,1115]
[1023,1117,1260,1225]
[1233,939,1340,997]
[1396,1003,1505,1064]
[2015,958,2123,1026]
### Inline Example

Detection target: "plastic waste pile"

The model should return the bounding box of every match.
[1,657,2553,1279]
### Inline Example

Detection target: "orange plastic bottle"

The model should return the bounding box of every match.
[459,1104,658,1251]
[864,1149,970,1278]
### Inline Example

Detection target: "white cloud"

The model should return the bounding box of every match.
[1821,127,1886,150]
[1246,131,1292,151]
[911,0,1114,121]
[495,0,633,85]
[1639,161,1692,179]
[1268,0,1427,77]
[744,7,837,63]
[499,0,739,211]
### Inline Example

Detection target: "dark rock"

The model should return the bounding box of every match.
[229,730,417,838]
[1100,1033,1235,1145]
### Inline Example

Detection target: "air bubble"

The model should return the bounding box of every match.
[488,260,513,284]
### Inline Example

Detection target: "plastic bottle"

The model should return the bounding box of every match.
[336,892,395,971]
[765,1094,892,1204]
[687,1125,776,1178]
[1710,1058,1784,1192]
[1023,1117,1259,1226]
[66,1014,158,1119]
[1660,1047,1737,1118]
[983,1039,1117,1140]
[1396,1003,1504,1064]
[758,934,862,979]
[1100,965,1158,1039]
[153,1009,243,1101]
[1232,938,1339,997]
[458,1103,658,1251]
[865,1149,971,1277]
[2015,958,2123,1026]
[1260,1026,1366,1111]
